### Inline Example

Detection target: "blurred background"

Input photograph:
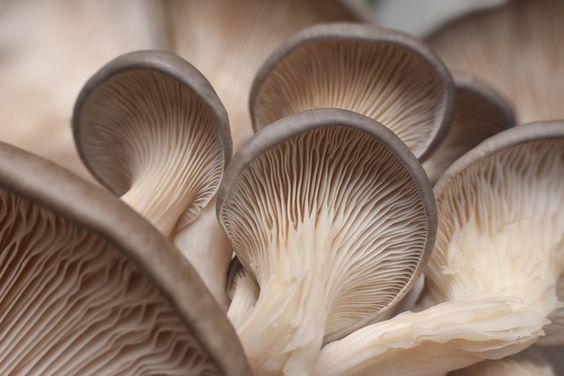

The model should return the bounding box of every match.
[0,0,562,373]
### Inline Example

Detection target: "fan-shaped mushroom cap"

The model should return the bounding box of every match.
[167,0,358,148]
[218,109,436,374]
[0,142,250,375]
[427,0,564,122]
[422,74,515,183]
[250,23,454,161]
[314,121,564,376]
[73,50,231,236]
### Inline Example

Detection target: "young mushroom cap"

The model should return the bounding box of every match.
[0,142,250,375]
[314,121,564,376]
[73,50,231,236]
[427,0,564,122]
[422,74,515,183]
[167,0,358,148]
[218,109,436,374]
[250,23,455,161]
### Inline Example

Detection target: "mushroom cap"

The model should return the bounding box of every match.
[423,73,515,183]
[430,121,564,343]
[0,142,250,374]
[427,0,564,122]
[249,23,454,161]
[218,108,436,342]
[73,50,231,234]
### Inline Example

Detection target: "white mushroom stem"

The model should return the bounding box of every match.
[451,348,556,376]
[173,199,231,308]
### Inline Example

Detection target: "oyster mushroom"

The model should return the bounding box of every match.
[166,0,359,148]
[73,51,232,307]
[250,23,454,161]
[451,348,555,376]
[218,109,436,375]
[422,74,515,183]
[0,0,168,180]
[428,0,564,122]
[314,121,564,376]
[0,142,250,375]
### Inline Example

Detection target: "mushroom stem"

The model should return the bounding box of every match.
[229,212,335,375]
[173,198,231,307]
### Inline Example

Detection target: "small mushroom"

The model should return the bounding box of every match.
[427,0,564,122]
[0,142,250,375]
[218,109,436,374]
[167,0,359,148]
[250,23,455,161]
[422,74,515,183]
[73,51,233,306]
[451,348,556,376]
[314,121,564,376]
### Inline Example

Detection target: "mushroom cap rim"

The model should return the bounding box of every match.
[249,22,455,162]
[72,50,232,196]
[434,120,564,196]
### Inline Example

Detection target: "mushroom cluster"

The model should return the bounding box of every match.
[0,1,563,375]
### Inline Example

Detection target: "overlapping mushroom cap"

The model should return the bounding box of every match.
[315,121,564,376]
[250,23,454,160]
[73,51,231,236]
[218,109,436,374]
[427,0,564,122]
[0,142,250,375]
[168,0,358,147]
[452,348,556,376]
[422,74,515,183]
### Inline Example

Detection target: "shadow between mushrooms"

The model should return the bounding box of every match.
[217,109,436,375]
[72,51,232,307]
[0,142,250,375]
[314,121,564,376]
[422,73,515,183]
[250,23,454,161]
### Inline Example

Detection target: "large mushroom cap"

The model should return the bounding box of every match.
[250,23,454,160]
[430,121,564,343]
[73,50,231,236]
[218,109,435,374]
[423,74,515,183]
[0,142,250,374]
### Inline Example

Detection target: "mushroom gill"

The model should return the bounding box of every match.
[218,109,435,375]
[422,74,515,183]
[314,121,564,376]
[0,142,250,375]
[250,23,454,160]
[166,0,358,148]
[427,0,564,122]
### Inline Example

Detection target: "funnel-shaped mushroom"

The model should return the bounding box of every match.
[250,23,454,160]
[73,50,230,236]
[422,74,515,183]
[167,0,358,148]
[451,348,555,376]
[0,142,250,375]
[314,121,564,376]
[218,109,436,374]
[428,0,564,122]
